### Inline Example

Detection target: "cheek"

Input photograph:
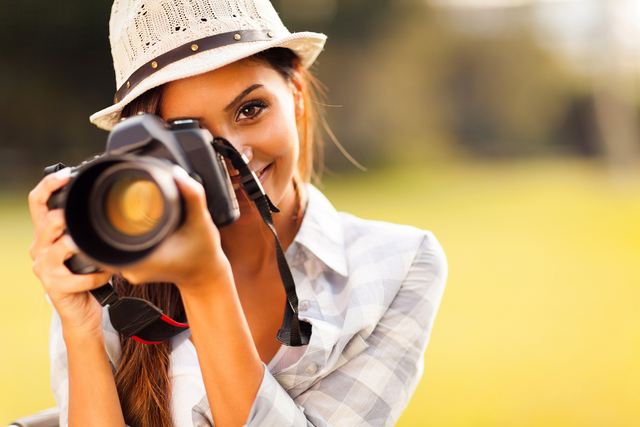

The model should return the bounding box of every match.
[271,120,299,179]
[242,112,300,165]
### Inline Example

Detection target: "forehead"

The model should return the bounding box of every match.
[161,60,288,112]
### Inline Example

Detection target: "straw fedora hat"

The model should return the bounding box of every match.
[90,0,327,130]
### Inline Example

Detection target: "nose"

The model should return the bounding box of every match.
[238,145,253,163]
[218,135,253,163]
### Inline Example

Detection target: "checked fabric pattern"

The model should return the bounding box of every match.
[49,185,447,427]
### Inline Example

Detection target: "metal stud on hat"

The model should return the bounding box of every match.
[90,0,327,131]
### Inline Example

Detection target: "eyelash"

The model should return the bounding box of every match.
[236,100,268,122]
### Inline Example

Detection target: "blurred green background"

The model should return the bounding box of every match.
[2,0,640,425]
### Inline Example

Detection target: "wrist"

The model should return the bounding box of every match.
[62,319,104,346]
[175,254,234,299]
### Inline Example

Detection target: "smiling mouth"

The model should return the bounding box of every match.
[231,164,271,190]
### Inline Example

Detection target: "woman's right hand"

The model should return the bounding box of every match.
[28,169,113,338]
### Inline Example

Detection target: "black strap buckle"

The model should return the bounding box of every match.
[90,283,189,344]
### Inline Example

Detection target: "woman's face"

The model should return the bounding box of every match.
[160,59,303,222]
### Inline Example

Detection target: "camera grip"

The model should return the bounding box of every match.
[43,163,68,210]
[64,253,102,275]
[43,163,101,274]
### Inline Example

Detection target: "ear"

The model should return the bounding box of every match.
[291,63,305,120]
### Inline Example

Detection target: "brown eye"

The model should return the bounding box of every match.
[242,106,257,117]
[237,100,268,121]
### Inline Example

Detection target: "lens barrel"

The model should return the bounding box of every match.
[63,156,182,266]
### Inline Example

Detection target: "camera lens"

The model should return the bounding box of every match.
[104,176,164,236]
[87,160,182,253]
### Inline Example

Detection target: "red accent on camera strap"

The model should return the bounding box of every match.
[131,336,163,345]
[90,285,190,343]
[89,138,310,347]
[160,314,189,328]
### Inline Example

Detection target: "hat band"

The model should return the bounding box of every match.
[114,29,276,104]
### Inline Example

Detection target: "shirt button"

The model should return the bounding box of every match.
[299,299,311,311]
[304,363,317,374]
[294,251,306,264]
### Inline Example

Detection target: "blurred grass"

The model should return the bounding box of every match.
[2,158,639,425]
[0,195,55,422]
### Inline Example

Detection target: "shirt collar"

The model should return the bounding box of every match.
[291,185,348,277]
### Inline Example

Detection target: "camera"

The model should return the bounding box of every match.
[46,113,239,272]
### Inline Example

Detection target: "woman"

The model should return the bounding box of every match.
[28,0,447,426]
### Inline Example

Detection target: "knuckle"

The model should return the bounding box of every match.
[28,189,43,211]
[93,274,111,287]
[27,188,38,204]
[184,178,204,196]
[32,258,43,277]
[121,272,140,285]
[193,185,206,200]
[48,209,65,227]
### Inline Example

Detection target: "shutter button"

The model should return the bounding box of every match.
[299,300,311,311]
[304,363,317,374]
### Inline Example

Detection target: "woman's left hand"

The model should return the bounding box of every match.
[116,165,231,289]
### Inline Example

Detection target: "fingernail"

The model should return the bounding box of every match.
[63,235,79,252]
[55,168,71,180]
[172,165,190,182]
[172,165,201,190]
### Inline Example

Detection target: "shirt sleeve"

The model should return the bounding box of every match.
[48,303,123,427]
[49,307,70,427]
[244,233,448,427]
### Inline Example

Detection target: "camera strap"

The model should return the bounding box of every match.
[212,138,311,347]
[90,283,189,345]
[88,138,311,346]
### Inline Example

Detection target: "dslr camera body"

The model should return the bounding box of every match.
[46,113,239,273]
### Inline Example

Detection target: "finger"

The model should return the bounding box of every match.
[65,270,114,294]
[33,235,78,278]
[172,165,210,225]
[34,236,112,295]
[50,235,116,281]
[28,168,71,226]
[44,268,113,300]
[118,270,144,286]
[30,209,66,261]
[49,236,115,280]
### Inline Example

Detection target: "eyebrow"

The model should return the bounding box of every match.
[224,84,263,112]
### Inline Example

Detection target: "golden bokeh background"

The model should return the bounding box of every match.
[2,159,639,425]
[2,0,640,425]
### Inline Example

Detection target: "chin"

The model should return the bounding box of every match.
[228,170,295,227]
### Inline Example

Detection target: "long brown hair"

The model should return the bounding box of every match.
[113,47,323,427]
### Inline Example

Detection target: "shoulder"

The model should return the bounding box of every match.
[304,184,446,286]
[298,185,447,334]
[340,210,445,269]
[337,211,447,311]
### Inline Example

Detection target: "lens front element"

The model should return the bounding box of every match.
[89,159,182,253]
[105,177,164,236]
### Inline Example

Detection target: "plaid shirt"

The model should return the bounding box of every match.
[50,185,447,427]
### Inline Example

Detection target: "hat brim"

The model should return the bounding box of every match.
[90,31,326,131]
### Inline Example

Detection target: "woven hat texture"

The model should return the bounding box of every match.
[90,0,326,130]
